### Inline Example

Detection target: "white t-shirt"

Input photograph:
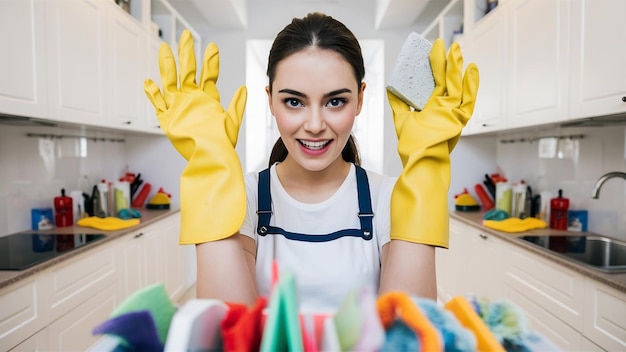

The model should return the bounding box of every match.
[240,163,396,313]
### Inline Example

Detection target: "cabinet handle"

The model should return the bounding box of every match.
[622,96,626,102]
[134,232,144,238]
[482,123,488,127]
[479,233,488,239]
[123,121,132,125]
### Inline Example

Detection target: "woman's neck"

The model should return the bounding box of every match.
[275,157,351,203]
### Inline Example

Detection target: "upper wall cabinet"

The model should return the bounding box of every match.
[445,0,626,135]
[0,0,200,134]
[45,0,110,127]
[506,0,570,129]
[569,0,626,120]
[459,2,508,135]
[0,0,48,120]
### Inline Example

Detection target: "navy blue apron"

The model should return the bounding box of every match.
[256,165,374,242]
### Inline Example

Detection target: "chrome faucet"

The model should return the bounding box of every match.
[592,171,626,199]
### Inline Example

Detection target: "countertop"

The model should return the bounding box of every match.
[0,208,180,290]
[451,211,626,294]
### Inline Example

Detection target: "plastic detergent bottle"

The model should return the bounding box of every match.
[549,189,569,230]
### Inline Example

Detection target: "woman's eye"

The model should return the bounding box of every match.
[327,98,347,108]
[284,98,302,108]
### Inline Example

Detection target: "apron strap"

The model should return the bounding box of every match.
[256,165,374,242]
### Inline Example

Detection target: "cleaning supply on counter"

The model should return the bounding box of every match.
[474,184,495,211]
[539,191,552,223]
[54,189,73,227]
[131,182,152,208]
[483,217,547,233]
[97,180,109,217]
[549,189,569,230]
[31,208,54,230]
[511,181,527,218]
[147,188,171,210]
[455,188,481,211]
[77,216,140,231]
[495,182,512,216]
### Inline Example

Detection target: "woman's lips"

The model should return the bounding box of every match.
[298,139,332,155]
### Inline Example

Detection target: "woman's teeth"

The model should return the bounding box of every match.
[299,140,330,150]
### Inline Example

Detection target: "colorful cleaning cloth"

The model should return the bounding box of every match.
[77,216,140,231]
[444,296,505,352]
[377,291,442,351]
[483,217,547,233]
[222,296,267,352]
[110,283,177,344]
[413,297,476,352]
[92,310,162,351]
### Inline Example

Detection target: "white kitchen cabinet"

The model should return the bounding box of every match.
[506,0,570,128]
[117,212,188,301]
[437,218,507,302]
[45,0,110,127]
[583,278,626,351]
[0,0,48,120]
[569,0,626,121]
[144,34,165,134]
[162,212,188,301]
[0,277,47,352]
[9,327,48,352]
[458,2,508,135]
[117,225,163,298]
[107,2,148,132]
[47,282,119,351]
[503,242,586,350]
[444,217,626,351]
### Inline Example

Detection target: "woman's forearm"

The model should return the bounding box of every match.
[195,234,258,306]
[379,240,437,299]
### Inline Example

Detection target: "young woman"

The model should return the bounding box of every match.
[144,12,478,311]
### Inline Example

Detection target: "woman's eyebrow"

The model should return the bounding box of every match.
[277,88,352,98]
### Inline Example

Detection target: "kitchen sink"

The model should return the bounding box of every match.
[520,235,626,274]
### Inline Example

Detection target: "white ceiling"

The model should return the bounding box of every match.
[166,0,446,30]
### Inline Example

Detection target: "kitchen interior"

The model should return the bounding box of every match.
[1,0,625,351]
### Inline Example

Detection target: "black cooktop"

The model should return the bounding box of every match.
[0,233,106,270]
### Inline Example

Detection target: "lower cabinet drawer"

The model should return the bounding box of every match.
[0,278,47,351]
[47,282,120,351]
[505,283,582,351]
[504,245,584,331]
[583,278,626,351]
[46,242,118,322]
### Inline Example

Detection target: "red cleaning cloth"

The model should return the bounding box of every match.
[221,297,267,352]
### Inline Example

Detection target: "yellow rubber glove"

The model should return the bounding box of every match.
[144,30,247,244]
[389,39,479,248]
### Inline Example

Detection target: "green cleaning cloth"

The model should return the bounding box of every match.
[77,216,140,231]
[111,283,177,344]
[483,217,547,233]
[260,271,303,352]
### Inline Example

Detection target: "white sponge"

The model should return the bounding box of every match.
[387,32,435,111]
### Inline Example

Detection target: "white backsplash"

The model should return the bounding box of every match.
[491,125,625,240]
[0,124,177,237]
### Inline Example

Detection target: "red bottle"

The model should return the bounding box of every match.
[54,189,73,227]
[549,189,569,230]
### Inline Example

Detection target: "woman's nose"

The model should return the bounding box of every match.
[303,108,326,133]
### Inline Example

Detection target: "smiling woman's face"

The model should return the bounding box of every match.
[266,47,365,172]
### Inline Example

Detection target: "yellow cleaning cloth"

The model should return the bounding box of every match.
[483,217,547,233]
[78,216,140,231]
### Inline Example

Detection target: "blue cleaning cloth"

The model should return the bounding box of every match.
[483,209,509,221]
[92,310,163,351]
[413,298,477,352]
[380,320,420,351]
